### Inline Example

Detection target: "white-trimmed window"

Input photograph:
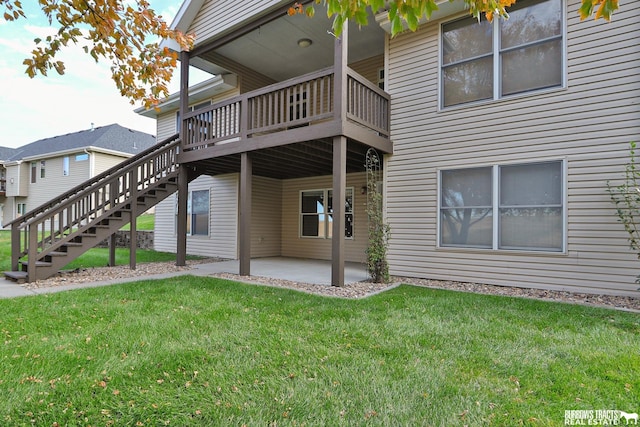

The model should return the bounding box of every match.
[30,162,37,183]
[176,190,210,236]
[17,203,26,216]
[188,190,210,236]
[63,156,70,176]
[300,188,354,238]
[441,0,563,108]
[439,160,564,251]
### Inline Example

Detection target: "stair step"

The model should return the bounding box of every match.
[62,242,83,247]
[49,251,68,257]
[3,271,28,284]
[19,260,52,267]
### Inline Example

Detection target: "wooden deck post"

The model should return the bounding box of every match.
[333,18,348,124]
[10,222,19,271]
[331,20,348,287]
[239,152,252,276]
[108,234,116,267]
[176,165,188,267]
[108,180,117,267]
[129,167,138,270]
[332,135,346,287]
[176,50,190,267]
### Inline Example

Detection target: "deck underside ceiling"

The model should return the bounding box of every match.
[189,138,377,179]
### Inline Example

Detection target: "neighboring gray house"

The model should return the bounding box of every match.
[2,124,156,227]
[146,0,633,296]
[0,146,18,227]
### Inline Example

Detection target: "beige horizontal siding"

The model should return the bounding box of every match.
[153,192,177,253]
[251,176,282,257]
[199,174,238,258]
[189,0,284,49]
[349,55,384,86]
[386,0,640,296]
[26,154,95,213]
[157,111,176,141]
[93,152,126,176]
[201,52,275,93]
[154,174,238,259]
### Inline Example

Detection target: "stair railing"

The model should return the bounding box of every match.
[6,134,181,277]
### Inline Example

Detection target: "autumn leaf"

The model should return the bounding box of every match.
[2,0,194,108]
[290,0,617,37]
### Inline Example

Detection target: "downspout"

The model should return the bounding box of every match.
[85,148,94,177]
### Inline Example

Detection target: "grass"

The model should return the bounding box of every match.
[0,277,638,426]
[120,213,155,231]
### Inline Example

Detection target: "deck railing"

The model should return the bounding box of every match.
[182,66,389,153]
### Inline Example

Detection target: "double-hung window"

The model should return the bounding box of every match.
[187,190,210,236]
[439,160,564,252]
[63,156,70,176]
[300,188,354,238]
[441,0,563,108]
[176,190,210,236]
[30,162,37,183]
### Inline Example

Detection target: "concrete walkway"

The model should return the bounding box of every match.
[0,258,369,298]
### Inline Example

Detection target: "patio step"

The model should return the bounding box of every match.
[3,271,28,284]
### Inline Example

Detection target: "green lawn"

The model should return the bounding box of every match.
[120,213,155,231]
[0,277,637,426]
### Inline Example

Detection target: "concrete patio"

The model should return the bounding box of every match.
[191,257,369,285]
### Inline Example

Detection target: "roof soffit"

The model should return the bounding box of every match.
[184,2,386,82]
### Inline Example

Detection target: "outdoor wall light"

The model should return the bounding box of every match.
[297,38,312,48]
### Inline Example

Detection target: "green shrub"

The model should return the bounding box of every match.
[607,141,640,285]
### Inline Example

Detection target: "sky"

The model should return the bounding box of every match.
[0,1,205,149]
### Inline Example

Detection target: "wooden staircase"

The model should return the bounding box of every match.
[4,134,184,283]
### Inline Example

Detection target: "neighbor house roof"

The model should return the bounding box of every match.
[0,146,17,162]
[6,124,156,162]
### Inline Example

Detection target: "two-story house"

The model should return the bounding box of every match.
[2,124,156,227]
[0,146,18,227]
[8,0,638,294]
[138,0,638,296]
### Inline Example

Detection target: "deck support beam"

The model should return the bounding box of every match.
[239,152,252,276]
[332,136,347,287]
[108,234,116,267]
[331,19,348,287]
[129,167,138,270]
[176,50,190,267]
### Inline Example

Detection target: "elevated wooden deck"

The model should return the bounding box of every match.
[177,66,392,179]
